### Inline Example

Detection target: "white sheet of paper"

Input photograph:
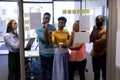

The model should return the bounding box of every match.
[79,15,90,31]
[30,13,41,29]
[73,32,89,44]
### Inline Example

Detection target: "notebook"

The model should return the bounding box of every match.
[25,38,35,50]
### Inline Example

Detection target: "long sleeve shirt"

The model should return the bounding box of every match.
[36,23,56,57]
[4,32,19,52]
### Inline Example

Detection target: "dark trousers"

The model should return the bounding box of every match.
[40,55,54,80]
[69,59,87,80]
[92,54,106,80]
[8,52,20,80]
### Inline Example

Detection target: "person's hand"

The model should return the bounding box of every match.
[44,23,50,38]
[61,44,68,48]
[59,43,67,48]
[71,31,75,35]
[24,44,31,50]
[45,23,50,29]
[48,30,52,35]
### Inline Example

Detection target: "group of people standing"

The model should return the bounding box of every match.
[4,12,106,80]
[36,12,87,80]
[36,12,106,80]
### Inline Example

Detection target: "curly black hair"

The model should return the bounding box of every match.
[58,16,67,23]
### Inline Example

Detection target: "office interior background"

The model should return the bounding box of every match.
[0,0,120,80]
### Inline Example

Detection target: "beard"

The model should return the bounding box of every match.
[96,23,103,29]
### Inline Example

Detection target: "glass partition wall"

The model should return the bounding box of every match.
[0,0,118,80]
[0,2,18,54]
[22,2,53,80]
[0,1,18,80]
[23,3,53,46]
[20,0,108,80]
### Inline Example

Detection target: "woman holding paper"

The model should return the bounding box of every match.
[68,20,87,80]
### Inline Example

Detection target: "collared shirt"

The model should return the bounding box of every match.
[4,32,19,52]
[36,23,56,57]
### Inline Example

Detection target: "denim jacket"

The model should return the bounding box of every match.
[36,23,56,57]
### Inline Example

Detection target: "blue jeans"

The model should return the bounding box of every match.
[40,55,54,80]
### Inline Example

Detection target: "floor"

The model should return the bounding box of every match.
[0,53,119,80]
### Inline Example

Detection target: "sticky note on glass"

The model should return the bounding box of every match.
[24,13,29,17]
